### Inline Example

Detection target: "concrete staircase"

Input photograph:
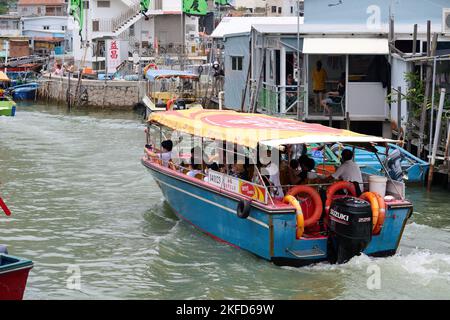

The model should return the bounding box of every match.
[94,1,148,39]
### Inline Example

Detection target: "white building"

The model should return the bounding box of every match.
[72,0,199,71]
[0,14,21,37]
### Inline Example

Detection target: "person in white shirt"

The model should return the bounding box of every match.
[144,140,173,167]
[332,149,364,191]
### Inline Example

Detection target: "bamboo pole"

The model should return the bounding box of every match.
[427,88,446,191]
[418,21,433,157]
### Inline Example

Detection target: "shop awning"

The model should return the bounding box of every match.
[302,38,389,55]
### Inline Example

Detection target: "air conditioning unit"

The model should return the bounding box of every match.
[443,8,450,34]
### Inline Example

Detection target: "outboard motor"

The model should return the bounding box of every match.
[327,197,372,264]
[385,148,403,181]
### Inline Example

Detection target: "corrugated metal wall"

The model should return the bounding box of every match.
[224,35,250,110]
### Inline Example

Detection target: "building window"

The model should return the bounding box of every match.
[278,7,282,14]
[92,20,99,32]
[271,6,276,13]
[291,6,294,14]
[97,1,110,8]
[231,56,243,71]
[62,26,66,31]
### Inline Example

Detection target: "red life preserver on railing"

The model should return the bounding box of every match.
[324,181,357,216]
[360,191,386,235]
[286,185,323,228]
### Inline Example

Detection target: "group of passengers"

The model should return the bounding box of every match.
[144,140,363,199]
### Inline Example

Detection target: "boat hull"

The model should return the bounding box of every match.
[0,105,16,117]
[0,254,33,300]
[143,159,413,266]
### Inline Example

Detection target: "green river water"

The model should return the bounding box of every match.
[1,103,450,299]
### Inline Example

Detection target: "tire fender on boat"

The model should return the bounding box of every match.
[325,181,357,215]
[236,199,252,219]
[360,191,386,234]
[286,185,322,228]
[283,195,305,239]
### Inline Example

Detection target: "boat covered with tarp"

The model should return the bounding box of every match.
[140,67,202,117]
[142,108,413,266]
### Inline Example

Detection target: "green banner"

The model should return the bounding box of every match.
[69,0,83,37]
[215,0,229,5]
[140,0,150,13]
[183,0,208,16]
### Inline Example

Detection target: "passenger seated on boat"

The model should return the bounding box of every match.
[287,159,302,185]
[261,152,284,198]
[187,147,203,178]
[230,163,250,181]
[144,140,173,167]
[301,156,318,184]
[331,149,363,193]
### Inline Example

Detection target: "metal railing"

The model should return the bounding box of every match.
[96,2,141,33]
[258,82,305,115]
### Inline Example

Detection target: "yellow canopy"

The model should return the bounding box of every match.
[0,71,10,82]
[149,108,396,148]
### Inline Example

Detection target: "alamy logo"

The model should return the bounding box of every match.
[66,265,81,290]
[366,5,381,30]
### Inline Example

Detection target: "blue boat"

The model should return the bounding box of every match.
[7,82,39,101]
[310,143,429,184]
[142,108,413,266]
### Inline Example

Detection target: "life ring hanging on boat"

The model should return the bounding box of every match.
[324,181,357,215]
[143,63,158,75]
[283,195,304,239]
[360,191,386,234]
[286,185,323,229]
[166,98,176,111]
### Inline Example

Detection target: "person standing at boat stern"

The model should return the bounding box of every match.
[144,140,173,167]
[332,149,364,193]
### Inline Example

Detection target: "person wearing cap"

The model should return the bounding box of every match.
[144,140,173,167]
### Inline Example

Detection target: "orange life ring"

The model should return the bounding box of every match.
[325,181,357,215]
[286,185,323,228]
[166,98,176,111]
[283,195,304,239]
[360,191,386,234]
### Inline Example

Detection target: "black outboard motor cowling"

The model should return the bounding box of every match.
[327,197,372,264]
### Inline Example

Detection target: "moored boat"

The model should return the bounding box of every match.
[0,198,33,300]
[141,108,413,266]
[0,253,34,300]
[141,67,203,117]
[0,95,16,117]
[7,82,39,101]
